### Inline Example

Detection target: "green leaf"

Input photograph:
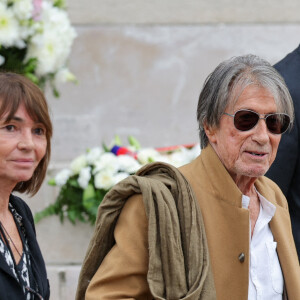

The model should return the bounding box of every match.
[69,178,80,188]
[53,87,60,98]
[148,157,155,163]
[24,58,38,73]
[102,142,110,152]
[83,184,95,202]
[128,135,141,150]
[25,73,39,85]
[53,0,66,9]
[34,203,59,223]
[113,135,122,146]
[48,178,56,186]
[67,210,77,224]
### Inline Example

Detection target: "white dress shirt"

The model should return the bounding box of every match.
[242,192,284,300]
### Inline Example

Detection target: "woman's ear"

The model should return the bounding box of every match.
[204,123,217,144]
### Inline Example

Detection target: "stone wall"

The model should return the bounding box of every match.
[25,1,300,299]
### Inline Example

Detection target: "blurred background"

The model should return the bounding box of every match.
[12,0,300,299]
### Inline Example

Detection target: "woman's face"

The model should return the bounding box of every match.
[0,102,47,189]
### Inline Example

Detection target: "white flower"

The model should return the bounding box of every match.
[154,155,172,165]
[168,149,190,167]
[78,166,91,189]
[55,67,77,84]
[12,0,34,20]
[0,55,5,66]
[93,153,119,175]
[137,148,161,165]
[25,1,77,76]
[117,155,141,174]
[94,170,115,190]
[0,3,20,47]
[86,147,103,165]
[54,168,72,186]
[185,144,201,161]
[70,154,87,175]
[114,172,130,184]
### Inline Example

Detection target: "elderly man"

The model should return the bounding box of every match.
[76,55,300,300]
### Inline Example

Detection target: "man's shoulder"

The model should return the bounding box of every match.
[274,45,300,69]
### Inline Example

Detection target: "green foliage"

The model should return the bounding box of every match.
[53,0,66,9]
[128,135,141,150]
[34,175,107,225]
[0,46,58,96]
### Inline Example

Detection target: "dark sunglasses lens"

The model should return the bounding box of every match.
[234,111,259,131]
[266,114,290,134]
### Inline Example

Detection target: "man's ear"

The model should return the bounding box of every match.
[204,123,217,144]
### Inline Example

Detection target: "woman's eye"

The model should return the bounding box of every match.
[34,127,45,135]
[5,125,16,131]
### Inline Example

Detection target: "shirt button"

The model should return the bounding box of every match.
[238,253,245,263]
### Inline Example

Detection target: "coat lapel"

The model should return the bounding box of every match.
[180,145,250,300]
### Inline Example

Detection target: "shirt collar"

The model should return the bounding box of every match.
[242,190,276,221]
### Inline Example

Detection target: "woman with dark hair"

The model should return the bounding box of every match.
[0,72,52,300]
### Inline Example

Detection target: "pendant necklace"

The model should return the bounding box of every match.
[0,220,22,259]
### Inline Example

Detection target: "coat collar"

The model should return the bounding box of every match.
[187,144,285,208]
[184,144,243,207]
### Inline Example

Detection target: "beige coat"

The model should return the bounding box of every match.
[85,145,300,300]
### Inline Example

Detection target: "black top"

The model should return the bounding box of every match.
[0,194,50,300]
[266,44,300,261]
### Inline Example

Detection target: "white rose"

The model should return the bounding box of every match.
[25,2,77,75]
[187,144,201,160]
[55,67,77,84]
[93,153,119,175]
[86,147,103,165]
[70,154,87,175]
[137,148,161,164]
[154,155,172,165]
[78,166,91,189]
[0,3,21,47]
[94,170,115,190]
[12,0,33,20]
[0,55,5,66]
[168,150,190,167]
[55,168,72,186]
[117,155,141,174]
[114,172,130,184]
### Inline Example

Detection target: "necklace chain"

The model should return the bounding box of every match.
[0,221,22,258]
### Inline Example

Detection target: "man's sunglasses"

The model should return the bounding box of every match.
[223,109,291,134]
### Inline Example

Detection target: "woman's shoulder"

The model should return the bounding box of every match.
[9,194,34,224]
[9,194,30,211]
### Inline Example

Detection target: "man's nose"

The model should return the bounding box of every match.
[252,118,270,144]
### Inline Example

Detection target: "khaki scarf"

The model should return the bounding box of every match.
[76,162,216,300]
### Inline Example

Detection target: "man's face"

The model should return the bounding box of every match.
[205,85,281,182]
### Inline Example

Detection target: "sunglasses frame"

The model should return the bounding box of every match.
[223,109,291,135]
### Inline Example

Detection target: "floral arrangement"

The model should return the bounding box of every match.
[0,0,77,96]
[34,136,201,225]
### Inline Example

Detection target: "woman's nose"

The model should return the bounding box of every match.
[17,131,34,150]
